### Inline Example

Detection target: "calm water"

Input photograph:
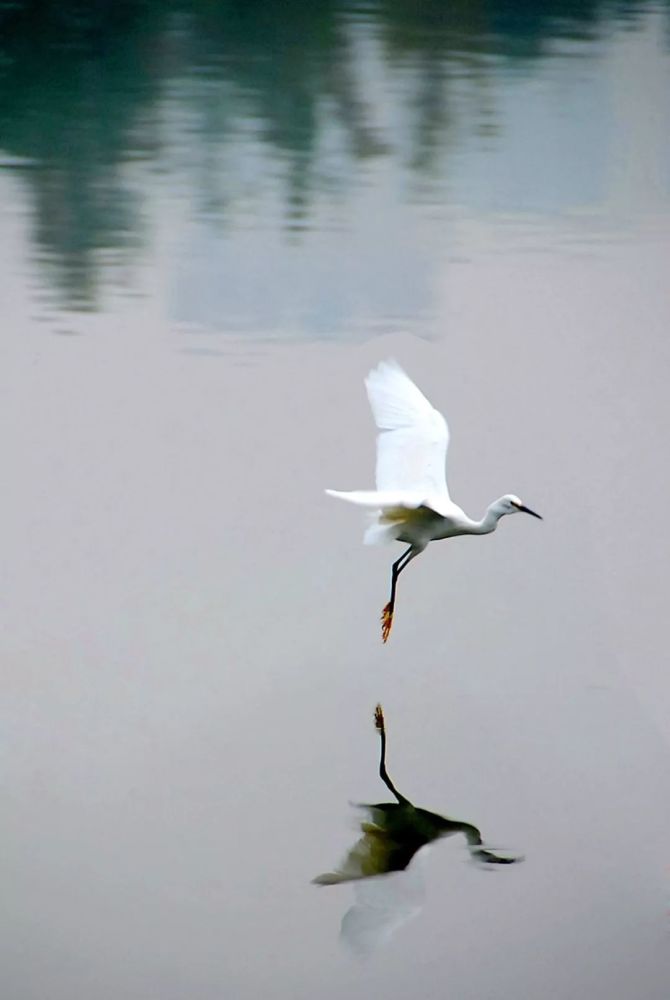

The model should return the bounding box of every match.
[2,2,670,998]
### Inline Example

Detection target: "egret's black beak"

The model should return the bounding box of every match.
[518,504,542,520]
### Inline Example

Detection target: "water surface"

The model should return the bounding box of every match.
[1,3,669,998]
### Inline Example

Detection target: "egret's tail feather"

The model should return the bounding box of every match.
[363,520,399,546]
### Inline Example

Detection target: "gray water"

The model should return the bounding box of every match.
[2,3,670,998]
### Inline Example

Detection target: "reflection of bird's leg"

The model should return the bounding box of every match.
[374,704,410,805]
[381,545,416,643]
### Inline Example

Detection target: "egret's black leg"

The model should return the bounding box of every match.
[389,546,414,610]
[381,545,415,643]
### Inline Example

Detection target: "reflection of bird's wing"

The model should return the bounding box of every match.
[312,805,427,885]
[340,862,426,960]
[365,360,450,499]
[312,822,410,884]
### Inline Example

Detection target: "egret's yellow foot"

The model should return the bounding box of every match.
[381,603,394,643]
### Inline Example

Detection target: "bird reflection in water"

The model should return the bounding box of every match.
[313,705,522,957]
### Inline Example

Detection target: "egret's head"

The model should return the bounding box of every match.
[496,495,543,519]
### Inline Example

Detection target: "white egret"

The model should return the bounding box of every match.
[326,359,542,641]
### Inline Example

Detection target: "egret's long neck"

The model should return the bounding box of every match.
[469,505,504,535]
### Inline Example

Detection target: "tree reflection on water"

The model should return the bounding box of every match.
[0,0,664,308]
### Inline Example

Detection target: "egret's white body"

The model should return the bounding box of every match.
[326,360,541,640]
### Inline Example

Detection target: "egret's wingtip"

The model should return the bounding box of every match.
[366,357,403,379]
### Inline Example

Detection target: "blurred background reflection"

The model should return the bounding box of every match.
[1,0,668,335]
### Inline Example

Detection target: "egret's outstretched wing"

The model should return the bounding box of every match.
[312,817,412,885]
[312,800,444,889]
[365,360,450,498]
[340,864,426,959]
[324,489,426,509]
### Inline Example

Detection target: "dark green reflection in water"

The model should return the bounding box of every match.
[314,704,521,884]
[313,705,521,955]
[0,0,666,309]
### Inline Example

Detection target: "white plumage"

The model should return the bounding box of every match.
[326,359,542,641]
[366,359,451,499]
